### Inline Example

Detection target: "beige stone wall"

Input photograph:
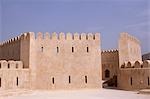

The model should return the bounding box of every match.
[118,60,150,90]
[28,32,102,90]
[0,60,30,90]
[0,37,21,61]
[119,32,142,67]
[101,50,119,80]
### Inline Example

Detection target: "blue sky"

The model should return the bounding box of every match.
[0,0,150,54]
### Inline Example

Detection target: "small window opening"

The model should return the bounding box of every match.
[87,47,89,53]
[72,47,74,53]
[41,47,44,52]
[16,77,18,86]
[0,78,1,87]
[130,77,132,86]
[52,77,55,84]
[69,76,71,84]
[57,47,59,53]
[0,63,1,69]
[8,63,10,68]
[148,77,150,86]
[85,76,87,84]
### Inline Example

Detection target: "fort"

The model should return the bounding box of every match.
[0,32,149,91]
[0,32,101,90]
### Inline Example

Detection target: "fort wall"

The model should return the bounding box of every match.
[0,60,30,90]
[118,60,150,90]
[28,32,102,90]
[0,36,21,61]
[101,49,119,80]
[118,32,142,66]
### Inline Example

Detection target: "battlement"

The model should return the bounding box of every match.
[101,49,118,53]
[0,35,21,46]
[0,32,100,46]
[120,32,140,44]
[34,32,100,40]
[120,60,150,69]
[0,60,23,69]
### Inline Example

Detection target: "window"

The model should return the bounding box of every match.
[57,47,59,53]
[105,69,110,78]
[16,77,18,86]
[41,47,43,52]
[85,76,87,84]
[52,77,55,84]
[87,47,89,53]
[8,63,10,68]
[0,78,1,87]
[72,47,74,53]
[130,77,132,86]
[148,77,150,86]
[69,76,71,84]
[0,63,1,69]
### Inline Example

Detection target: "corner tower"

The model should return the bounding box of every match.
[118,32,142,66]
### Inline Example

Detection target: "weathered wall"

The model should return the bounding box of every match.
[119,32,142,67]
[0,37,21,61]
[101,50,119,80]
[0,60,30,90]
[29,32,102,90]
[118,60,150,90]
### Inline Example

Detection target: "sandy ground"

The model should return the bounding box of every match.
[1,88,150,99]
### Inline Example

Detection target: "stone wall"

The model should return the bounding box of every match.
[28,32,102,90]
[0,36,21,61]
[118,32,142,67]
[118,60,150,90]
[101,50,119,80]
[0,60,30,90]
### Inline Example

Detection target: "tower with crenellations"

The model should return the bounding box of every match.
[0,32,102,90]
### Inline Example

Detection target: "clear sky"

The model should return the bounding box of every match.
[0,0,150,54]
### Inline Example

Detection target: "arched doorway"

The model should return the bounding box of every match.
[105,69,110,78]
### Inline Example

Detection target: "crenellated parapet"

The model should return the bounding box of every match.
[0,32,100,46]
[0,60,23,69]
[120,32,140,44]
[120,60,150,68]
[0,35,21,46]
[101,49,118,53]
[34,32,100,40]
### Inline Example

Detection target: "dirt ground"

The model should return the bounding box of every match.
[1,88,150,99]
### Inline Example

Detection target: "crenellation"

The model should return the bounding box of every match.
[59,32,65,40]
[0,60,8,69]
[73,32,79,40]
[81,33,86,40]
[36,32,43,40]
[0,60,23,69]
[44,32,50,39]
[51,32,58,40]
[120,60,150,69]
[87,33,93,40]
[66,32,72,40]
